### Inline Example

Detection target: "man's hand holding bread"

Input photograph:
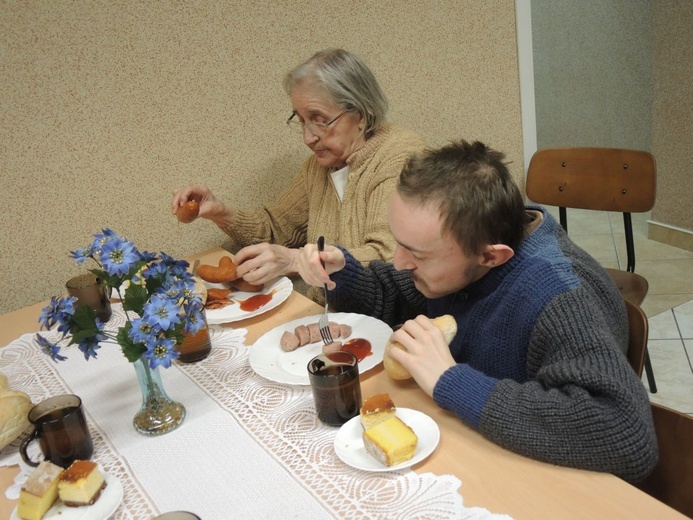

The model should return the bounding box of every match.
[384,315,457,396]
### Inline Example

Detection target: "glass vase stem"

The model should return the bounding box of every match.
[133,358,185,435]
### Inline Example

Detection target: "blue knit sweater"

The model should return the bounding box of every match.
[328,207,657,482]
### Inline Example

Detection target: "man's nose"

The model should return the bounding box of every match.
[392,246,414,271]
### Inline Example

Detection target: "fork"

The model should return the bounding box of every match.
[317,236,333,345]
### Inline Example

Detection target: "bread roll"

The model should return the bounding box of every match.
[0,371,32,450]
[383,315,457,380]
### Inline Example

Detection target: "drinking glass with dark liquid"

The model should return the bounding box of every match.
[308,351,362,426]
[175,310,212,363]
[66,272,112,323]
[20,394,94,468]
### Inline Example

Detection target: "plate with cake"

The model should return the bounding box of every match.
[334,394,440,472]
[249,312,392,385]
[13,460,123,520]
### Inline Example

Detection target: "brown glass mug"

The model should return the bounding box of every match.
[20,394,94,468]
[175,311,212,363]
[66,272,112,323]
[308,351,362,426]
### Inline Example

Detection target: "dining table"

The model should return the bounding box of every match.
[0,247,687,519]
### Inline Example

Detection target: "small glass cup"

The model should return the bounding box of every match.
[20,394,94,468]
[175,311,212,363]
[66,273,112,323]
[308,351,362,426]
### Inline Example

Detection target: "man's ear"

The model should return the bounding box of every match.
[480,244,514,268]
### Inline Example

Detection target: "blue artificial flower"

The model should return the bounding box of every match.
[143,294,181,331]
[93,228,117,247]
[128,317,155,344]
[143,335,179,369]
[39,296,77,334]
[70,245,96,264]
[159,252,189,276]
[99,235,139,277]
[36,334,68,362]
[183,302,205,335]
[77,336,102,360]
[142,261,169,281]
[159,279,187,301]
[138,250,157,263]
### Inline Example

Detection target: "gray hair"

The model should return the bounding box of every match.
[283,49,388,136]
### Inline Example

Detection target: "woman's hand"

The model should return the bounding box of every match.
[386,316,456,396]
[234,243,300,285]
[171,184,236,228]
[296,243,346,290]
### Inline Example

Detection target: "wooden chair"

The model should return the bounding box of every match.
[624,298,647,377]
[526,147,658,392]
[636,403,693,518]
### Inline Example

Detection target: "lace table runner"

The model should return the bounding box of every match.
[1,304,512,519]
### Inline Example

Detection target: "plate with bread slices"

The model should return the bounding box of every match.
[249,312,392,385]
[12,461,123,520]
[203,276,293,325]
[334,394,440,472]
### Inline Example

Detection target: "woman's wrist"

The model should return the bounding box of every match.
[210,205,237,229]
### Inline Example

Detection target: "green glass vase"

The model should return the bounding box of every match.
[132,358,185,435]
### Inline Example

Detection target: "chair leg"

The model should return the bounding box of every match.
[644,350,657,393]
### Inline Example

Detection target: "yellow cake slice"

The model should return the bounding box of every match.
[360,393,396,430]
[17,460,63,520]
[58,460,106,507]
[362,415,418,467]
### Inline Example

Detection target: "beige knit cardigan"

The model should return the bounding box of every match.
[222,124,425,264]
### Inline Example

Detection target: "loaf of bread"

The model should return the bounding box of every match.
[383,315,458,380]
[0,371,32,450]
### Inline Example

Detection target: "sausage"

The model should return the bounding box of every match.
[280,331,301,352]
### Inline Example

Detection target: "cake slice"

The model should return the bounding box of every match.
[362,416,418,467]
[17,460,63,520]
[58,460,106,507]
[360,393,396,430]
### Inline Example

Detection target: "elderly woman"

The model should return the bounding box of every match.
[172,48,424,301]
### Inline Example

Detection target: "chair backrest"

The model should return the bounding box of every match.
[636,403,693,518]
[526,147,656,213]
[624,298,647,377]
[526,147,657,274]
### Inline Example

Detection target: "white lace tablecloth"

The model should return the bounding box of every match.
[1,304,512,520]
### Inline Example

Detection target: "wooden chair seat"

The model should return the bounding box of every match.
[606,269,649,307]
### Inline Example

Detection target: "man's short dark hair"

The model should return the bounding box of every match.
[397,140,528,255]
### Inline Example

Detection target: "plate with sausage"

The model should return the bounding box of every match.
[249,312,392,385]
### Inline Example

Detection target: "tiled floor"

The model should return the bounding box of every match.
[542,206,693,416]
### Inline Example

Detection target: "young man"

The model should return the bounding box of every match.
[298,140,657,483]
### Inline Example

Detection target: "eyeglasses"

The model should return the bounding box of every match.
[286,109,348,137]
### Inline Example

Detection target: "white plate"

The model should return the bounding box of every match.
[12,468,124,520]
[249,312,392,385]
[204,276,293,325]
[334,408,440,472]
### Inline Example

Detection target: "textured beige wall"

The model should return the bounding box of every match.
[0,0,523,315]
[651,0,693,233]
[531,0,653,150]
